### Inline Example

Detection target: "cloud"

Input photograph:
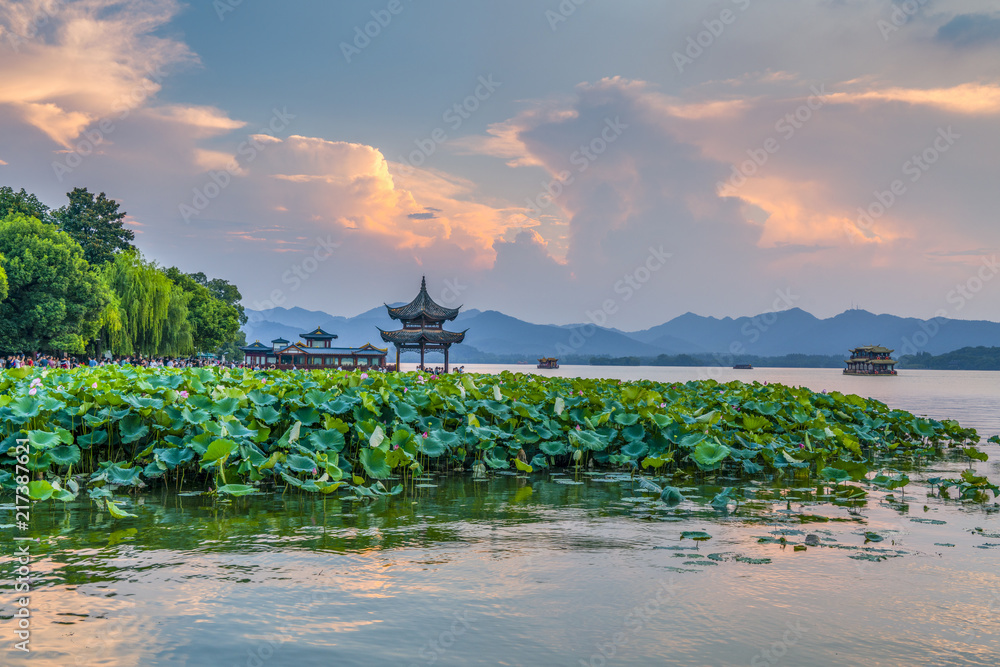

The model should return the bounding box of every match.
[0,0,197,146]
[936,13,1000,48]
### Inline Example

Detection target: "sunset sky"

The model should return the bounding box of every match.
[1,0,999,329]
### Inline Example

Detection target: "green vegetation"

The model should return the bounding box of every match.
[898,347,1000,371]
[0,184,245,358]
[1,367,990,509]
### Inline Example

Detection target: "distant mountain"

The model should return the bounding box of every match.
[243,306,1000,361]
[244,306,661,360]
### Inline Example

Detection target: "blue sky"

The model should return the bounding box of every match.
[2,0,999,330]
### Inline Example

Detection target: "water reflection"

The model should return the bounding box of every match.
[3,464,1000,666]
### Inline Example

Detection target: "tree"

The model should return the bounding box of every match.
[99,252,174,356]
[53,187,135,265]
[189,271,247,325]
[164,267,243,353]
[0,213,112,353]
[0,186,49,221]
[0,253,7,302]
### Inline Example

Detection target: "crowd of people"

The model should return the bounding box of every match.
[0,354,240,369]
[1,354,468,373]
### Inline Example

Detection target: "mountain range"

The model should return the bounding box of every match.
[243,305,1000,362]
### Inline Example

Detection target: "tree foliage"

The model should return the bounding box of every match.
[0,213,112,353]
[52,187,135,265]
[164,267,243,354]
[98,252,194,356]
[0,186,49,221]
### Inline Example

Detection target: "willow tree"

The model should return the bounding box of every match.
[160,283,194,356]
[101,251,174,356]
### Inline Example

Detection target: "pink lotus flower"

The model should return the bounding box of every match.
[575,425,582,431]
[659,403,666,408]
[798,443,805,449]
[261,379,267,384]
[393,444,400,450]
[360,373,368,380]
[91,382,98,389]
[422,432,428,438]
[28,387,37,396]
[403,387,408,393]
[30,378,41,387]
[179,390,189,399]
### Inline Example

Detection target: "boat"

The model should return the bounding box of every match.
[537,357,559,369]
[733,363,753,370]
[844,345,897,375]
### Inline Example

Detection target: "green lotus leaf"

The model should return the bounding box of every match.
[691,441,730,470]
[308,429,346,452]
[210,397,241,416]
[539,440,567,456]
[217,484,258,497]
[620,440,649,458]
[359,447,391,478]
[202,438,238,464]
[119,415,149,444]
[252,405,281,424]
[659,486,684,506]
[28,480,54,501]
[614,413,639,426]
[47,444,81,466]
[680,531,712,541]
[286,454,317,473]
[105,498,137,518]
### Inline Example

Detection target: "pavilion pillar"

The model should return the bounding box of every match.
[444,346,449,374]
[420,342,425,370]
[395,346,400,372]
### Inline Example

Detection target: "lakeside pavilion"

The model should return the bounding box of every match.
[240,327,387,370]
[378,277,467,373]
[843,345,898,375]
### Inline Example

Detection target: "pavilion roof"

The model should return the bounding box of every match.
[240,341,270,352]
[378,327,467,345]
[385,276,461,322]
[300,326,338,340]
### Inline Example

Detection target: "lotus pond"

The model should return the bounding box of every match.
[2,367,999,665]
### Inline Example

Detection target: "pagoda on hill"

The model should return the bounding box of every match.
[378,276,467,372]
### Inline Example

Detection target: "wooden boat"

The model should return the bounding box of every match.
[733,363,753,370]
[537,357,559,369]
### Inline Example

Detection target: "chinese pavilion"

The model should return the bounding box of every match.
[378,277,467,372]
[843,345,898,376]
[240,326,387,370]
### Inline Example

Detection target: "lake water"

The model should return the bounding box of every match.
[4,367,1000,666]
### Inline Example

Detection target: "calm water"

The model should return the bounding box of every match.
[3,367,1000,666]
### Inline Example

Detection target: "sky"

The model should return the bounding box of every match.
[1,0,999,331]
